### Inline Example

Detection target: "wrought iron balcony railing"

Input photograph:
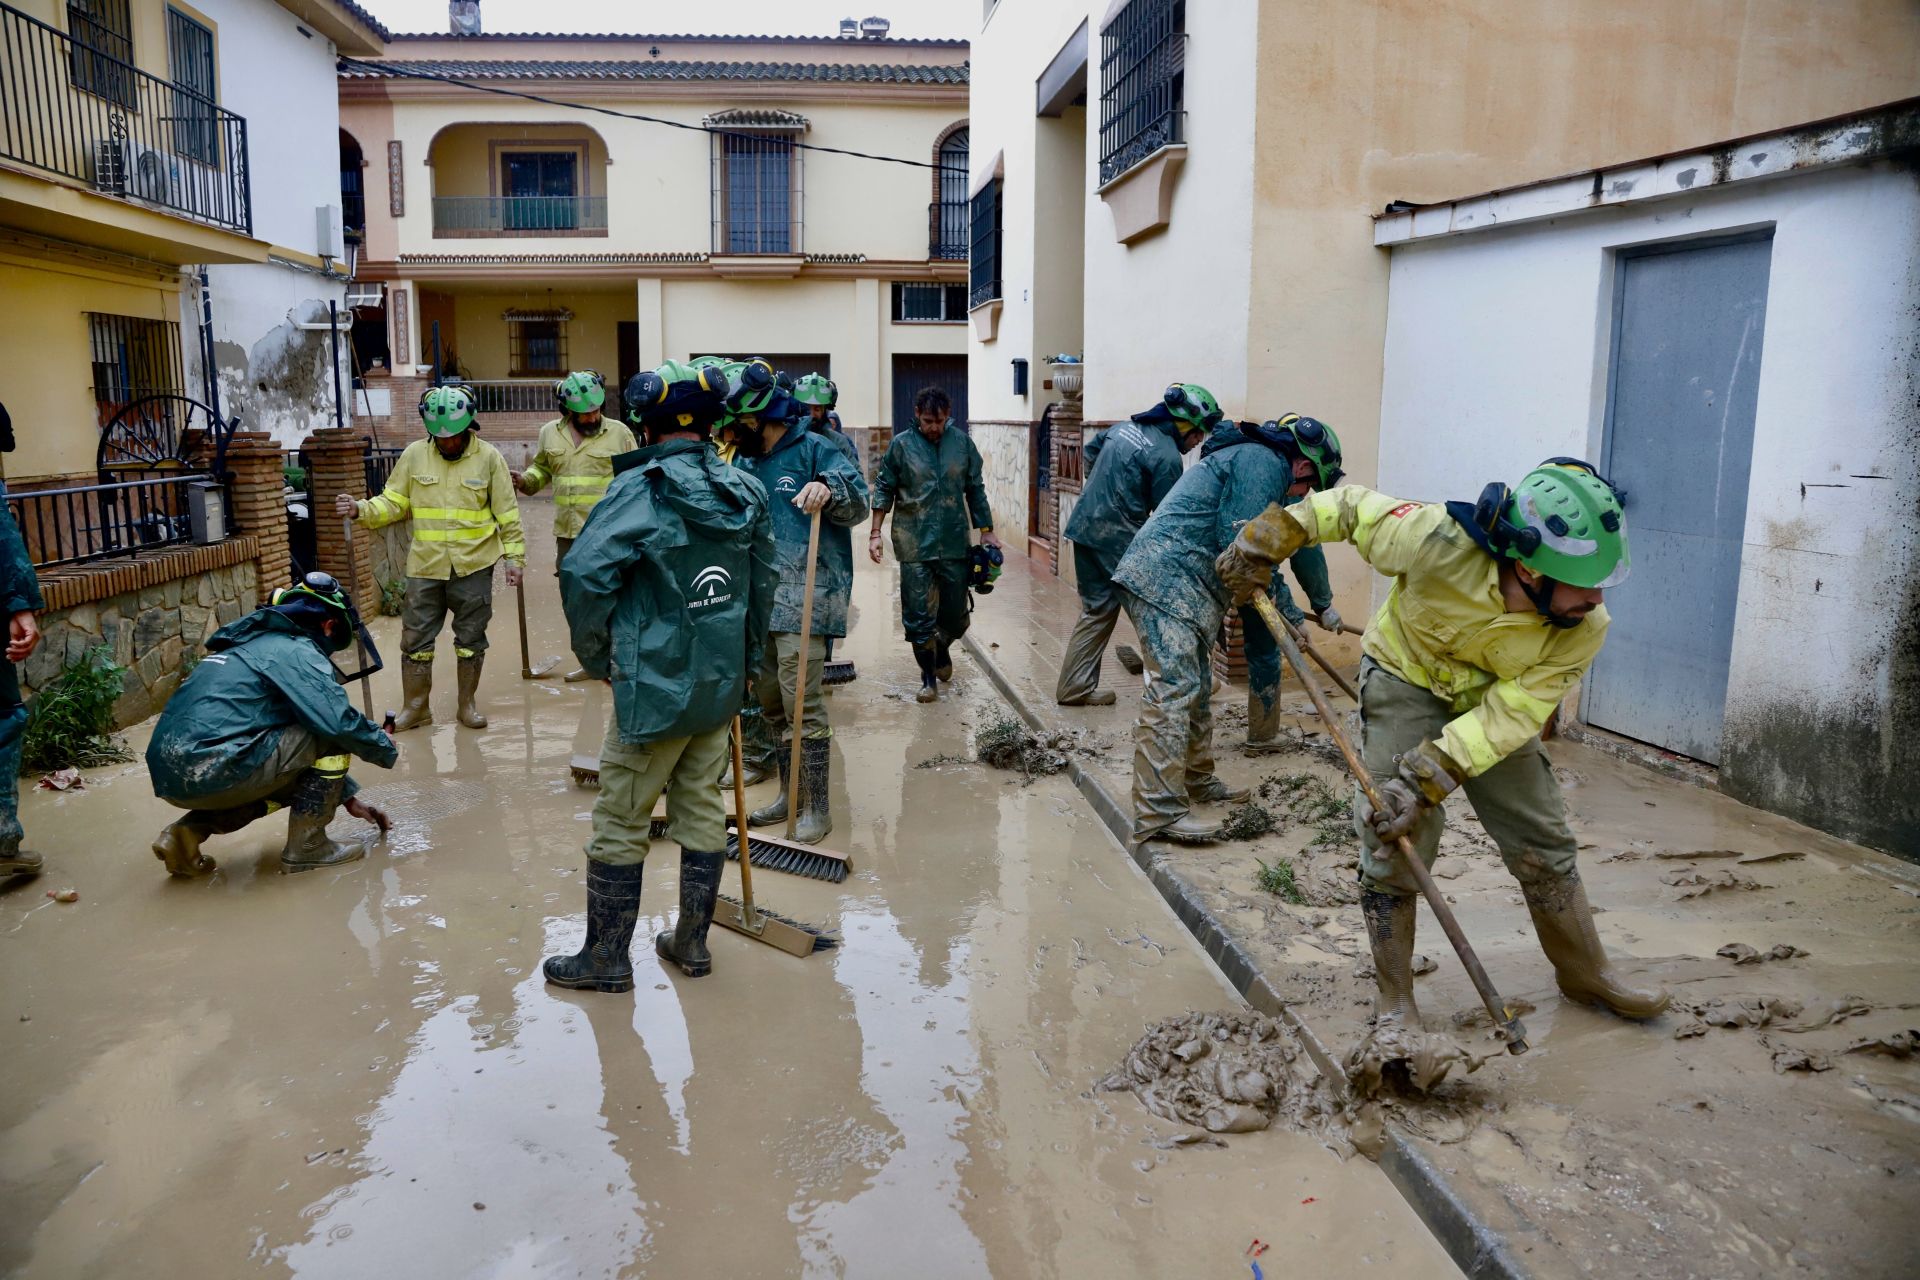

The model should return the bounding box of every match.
[431,195,608,236]
[0,2,251,236]
[929,199,967,260]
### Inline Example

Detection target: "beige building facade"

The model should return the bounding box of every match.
[966,0,1920,609]
[340,18,970,466]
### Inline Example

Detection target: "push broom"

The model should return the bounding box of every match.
[714,717,838,956]
[1248,592,1531,1054]
[725,509,853,884]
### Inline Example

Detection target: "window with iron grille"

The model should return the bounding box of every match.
[507,315,568,376]
[714,131,799,254]
[931,128,969,259]
[67,0,134,106]
[969,179,1002,310]
[1099,0,1186,186]
[166,7,218,164]
[891,283,968,324]
[87,313,185,426]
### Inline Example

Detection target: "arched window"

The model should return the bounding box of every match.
[932,126,968,259]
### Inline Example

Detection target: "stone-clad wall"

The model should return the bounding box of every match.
[968,422,1030,552]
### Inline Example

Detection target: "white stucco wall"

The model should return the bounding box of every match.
[1377,160,1920,856]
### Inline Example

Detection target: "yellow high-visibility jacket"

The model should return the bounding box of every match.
[355,436,526,580]
[1284,484,1608,778]
[517,416,639,539]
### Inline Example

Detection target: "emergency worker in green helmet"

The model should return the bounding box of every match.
[1217,459,1669,1027]
[336,385,525,732]
[794,373,860,469]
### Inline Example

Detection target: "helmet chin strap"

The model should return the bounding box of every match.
[1518,570,1583,629]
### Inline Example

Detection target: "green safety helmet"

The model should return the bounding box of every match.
[793,373,835,407]
[689,354,731,372]
[553,370,606,415]
[270,570,361,653]
[1266,413,1345,491]
[418,384,476,437]
[1163,382,1223,429]
[1482,458,1630,590]
[724,358,780,417]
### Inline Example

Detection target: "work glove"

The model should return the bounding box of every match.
[1368,741,1466,843]
[1316,605,1343,634]
[1215,502,1311,603]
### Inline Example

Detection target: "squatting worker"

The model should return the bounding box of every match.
[1232,415,1346,755]
[335,384,526,732]
[546,361,774,992]
[513,370,637,681]
[0,401,44,879]
[147,573,396,877]
[868,386,998,704]
[1217,460,1670,1025]
[728,361,870,846]
[1054,383,1210,708]
[1111,400,1343,846]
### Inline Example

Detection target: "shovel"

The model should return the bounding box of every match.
[341,518,375,717]
[1278,613,1359,701]
[1249,592,1530,1055]
[516,574,563,679]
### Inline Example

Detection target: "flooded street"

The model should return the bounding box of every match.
[0,527,1456,1279]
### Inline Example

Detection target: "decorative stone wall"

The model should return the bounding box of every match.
[968,421,1031,558]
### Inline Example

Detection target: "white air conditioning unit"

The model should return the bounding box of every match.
[317,203,344,262]
[131,146,184,206]
[345,282,385,308]
[93,139,130,195]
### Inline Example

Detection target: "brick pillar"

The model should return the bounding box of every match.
[302,428,373,606]
[224,431,291,593]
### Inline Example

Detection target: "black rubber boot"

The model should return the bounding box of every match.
[793,738,833,845]
[934,637,954,682]
[750,744,791,826]
[913,643,939,703]
[281,773,367,873]
[544,860,644,992]
[656,848,725,977]
[153,801,271,877]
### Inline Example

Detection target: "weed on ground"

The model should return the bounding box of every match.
[1255,857,1306,905]
[21,646,133,774]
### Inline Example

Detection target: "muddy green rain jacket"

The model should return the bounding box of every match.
[871,425,993,564]
[354,436,526,579]
[517,416,640,540]
[1062,414,1186,563]
[810,417,861,470]
[146,610,397,800]
[0,481,43,617]
[1281,485,1609,777]
[561,438,776,747]
[740,415,870,638]
[1112,432,1296,635]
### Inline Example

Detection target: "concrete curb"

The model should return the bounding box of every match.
[962,631,1540,1280]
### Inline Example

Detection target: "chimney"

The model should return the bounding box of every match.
[449,0,481,35]
[838,18,859,39]
[860,15,889,39]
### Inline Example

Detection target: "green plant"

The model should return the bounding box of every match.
[379,578,406,617]
[1255,857,1305,905]
[20,645,134,774]
[1219,802,1277,841]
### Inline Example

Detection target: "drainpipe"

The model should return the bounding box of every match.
[328,300,345,431]
[196,269,223,423]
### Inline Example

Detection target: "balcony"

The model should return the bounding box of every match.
[929,198,967,260]
[431,195,607,238]
[0,2,251,236]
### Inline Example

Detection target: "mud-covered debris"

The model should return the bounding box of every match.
[1779,995,1875,1033]
[1344,1022,1487,1099]
[1765,1040,1832,1074]
[1114,644,1144,675]
[1663,868,1766,899]
[1101,1011,1346,1146]
[974,712,1108,781]
[1717,942,1810,964]
[1221,803,1278,841]
[1450,997,1537,1031]
[1654,848,1743,860]
[1672,993,1804,1038]
[1410,954,1438,976]
[35,770,84,792]
[1738,850,1807,865]
[1145,1131,1226,1150]
[1842,1030,1919,1059]
[914,753,971,769]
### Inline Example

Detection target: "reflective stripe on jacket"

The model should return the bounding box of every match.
[518,416,640,539]
[1284,485,1608,777]
[355,437,526,579]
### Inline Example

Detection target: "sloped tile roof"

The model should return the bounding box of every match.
[385,32,968,46]
[334,0,392,40]
[340,58,969,84]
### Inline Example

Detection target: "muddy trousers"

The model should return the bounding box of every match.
[400,567,495,661]
[554,536,573,575]
[157,726,357,827]
[1055,543,1124,704]
[1122,593,1228,841]
[898,557,970,647]
[0,662,26,855]
[587,719,731,867]
[754,631,830,743]
[1355,659,1577,896]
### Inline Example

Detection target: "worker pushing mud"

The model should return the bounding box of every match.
[147,573,396,877]
[547,361,775,992]
[726,360,870,845]
[1053,383,1211,708]
[1217,459,1671,1024]
[0,404,44,880]
[1112,403,1346,845]
[868,386,998,703]
[335,384,526,732]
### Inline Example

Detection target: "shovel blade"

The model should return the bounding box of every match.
[522,655,564,679]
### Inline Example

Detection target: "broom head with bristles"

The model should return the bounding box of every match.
[726,824,850,883]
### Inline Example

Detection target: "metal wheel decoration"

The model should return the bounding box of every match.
[97,394,238,484]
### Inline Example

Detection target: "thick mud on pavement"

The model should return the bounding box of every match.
[0,512,1455,1279]
[966,553,1920,1279]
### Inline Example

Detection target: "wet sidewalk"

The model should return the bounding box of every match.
[961,550,1920,1279]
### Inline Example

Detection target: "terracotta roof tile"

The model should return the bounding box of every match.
[340,58,968,83]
